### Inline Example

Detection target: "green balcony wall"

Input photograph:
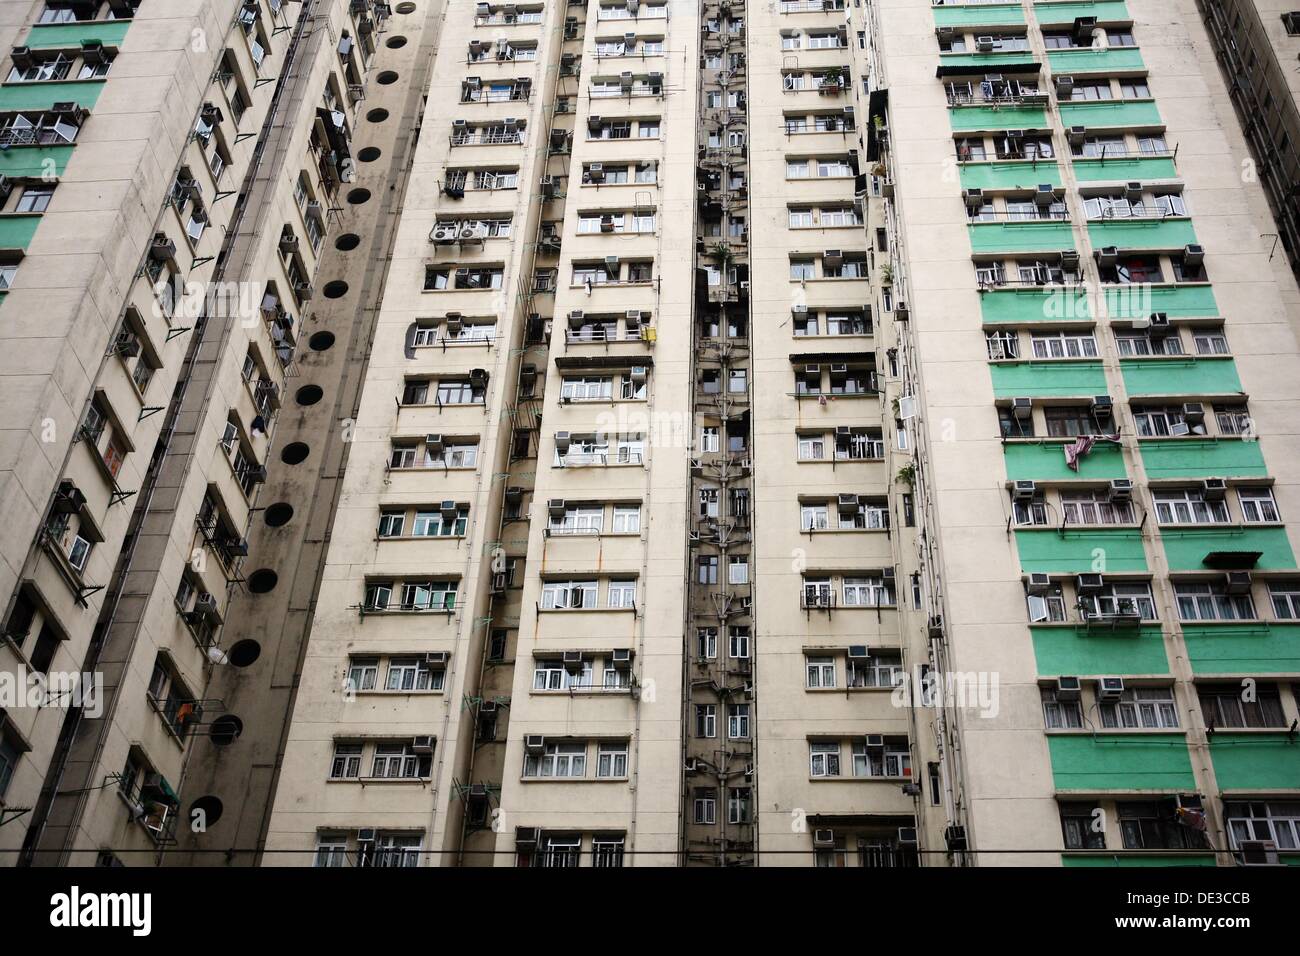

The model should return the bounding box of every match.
[1048,47,1147,74]
[1120,357,1242,397]
[989,359,1107,398]
[1161,525,1296,572]
[1049,733,1195,790]
[0,214,42,250]
[1087,218,1197,251]
[934,3,1026,28]
[25,21,131,49]
[1031,624,1170,676]
[1139,439,1267,480]
[1058,98,1161,128]
[1104,284,1218,319]
[1062,854,1217,867]
[981,285,1092,323]
[1034,1,1132,25]
[0,144,73,179]
[1072,155,1178,183]
[968,220,1076,253]
[1003,440,1127,481]
[948,104,1049,132]
[938,52,1040,71]
[960,160,1062,191]
[1184,623,1300,675]
[1208,735,1300,791]
[1015,527,1148,573]
[0,80,105,112]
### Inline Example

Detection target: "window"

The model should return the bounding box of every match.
[597,742,628,778]
[1225,800,1300,851]
[1101,687,1179,729]
[346,658,378,692]
[727,704,750,740]
[540,579,598,610]
[806,656,836,688]
[1119,802,1205,850]
[371,744,431,779]
[1030,332,1098,359]
[1193,328,1230,355]
[854,741,911,778]
[843,576,892,607]
[1061,491,1134,525]
[1175,583,1255,621]
[1081,583,1157,621]
[1270,583,1300,620]
[607,579,637,608]
[693,789,717,824]
[385,658,444,691]
[1061,804,1105,850]
[696,628,717,661]
[696,703,717,739]
[810,742,841,777]
[331,743,362,779]
[728,626,750,659]
[1240,488,1280,523]
[848,650,903,689]
[1044,406,1095,438]
[524,743,587,778]
[611,505,640,533]
[727,788,751,825]
[1042,688,1084,729]
[1200,683,1286,728]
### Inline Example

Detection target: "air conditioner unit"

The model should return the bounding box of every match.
[813,828,836,847]
[440,499,459,519]
[837,493,861,513]
[1076,573,1104,592]
[431,223,459,243]
[1239,840,1282,866]
[1202,477,1228,501]
[555,431,571,454]
[149,234,177,262]
[480,700,498,713]
[357,828,377,843]
[1148,312,1171,335]
[864,734,885,750]
[1097,246,1119,268]
[629,365,648,383]
[1027,572,1052,594]
[425,652,449,666]
[1169,421,1191,437]
[53,481,87,515]
[190,592,219,622]
[823,248,843,263]
[114,333,141,358]
[1097,677,1125,701]
[445,313,464,335]
[897,827,918,844]
[1124,181,1144,202]
[975,35,995,52]
[1012,397,1033,420]
[425,434,444,455]
[847,645,869,659]
[562,650,584,672]
[548,498,567,518]
[1060,249,1081,271]
[962,187,984,210]
[246,464,268,484]
[1055,75,1074,97]
[524,735,545,753]
[830,363,849,375]
[611,648,632,667]
[411,735,435,753]
[1182,402,1205,423]
[492,572,507,592]
[1091,395,1113,416]
[1056,676,1082,701]
[294,281,314,301]
[515,826,540,847]
[1183,243,1205,266]
[1224,571,1252,595]
[604,255,620,272]
[1034,183,1057,207]
[1109,479,1133,502]
[1013,479,1037,500]
[684,757,700,773]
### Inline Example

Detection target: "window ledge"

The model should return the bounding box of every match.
[537,606,637,614]
[1044,728,1185,737]
[352,690,445,697]
[376,534,468,542]
[519,776,630,783]
[327,777,433,785]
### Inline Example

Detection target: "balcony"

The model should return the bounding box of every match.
[1138,437,1266,480]
[1014,527,1147,573]
[1031,623,1169,677]
[1119,356,1241,398]
[988,359,1106,398]
[1003,440,1128,481]
[1086,216,1197,252]
[1183,622,1300,675]
[1209,734,1300,791]
[1160,525,1295,572]
[960,160,1062,191]
[1048,733,1195,792]
[1047,46,1145,75]
[932,2,1026,29]
[968,219,1074,253]
[1058,98,1161,129]
[948,103,1048,133]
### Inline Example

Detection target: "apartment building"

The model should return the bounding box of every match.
[4,0,1299,872]
[0,0,420,865]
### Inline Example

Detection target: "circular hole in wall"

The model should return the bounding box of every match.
[309,331,336,351]
[386,35,408,49]
[296,385,324,406]
[322,280,349,299]
[190,795,224,826]
[247,569,278,594]
[228,639,263,667]
[377,71,399,85]
[281,442,310,465]
[264,503,294,528]
[335,233,361,252]
[396,2,416,13]
[210,715,244,746]
[358,146,382,163]
[366,108,389,123]
[346,188,371,205]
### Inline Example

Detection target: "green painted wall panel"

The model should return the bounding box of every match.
[989,360,1107,398]
[949,105,1048,132]
[1184,623,1300,675]
[1120,357,1242,396]
[981,285,1092,323]
[1104,284,1218,319]
[1031,625,1170,676]
[1048,47,1147,74]
[1209,735,1300,791]
[1015,527,1148,573]
[1058,99,1162,128]
[1003,440,1128,481]
[0,214,42,250]
[1062,854,1217,867]
[25,21,131,49]
[1049,733,1195,790]
[1139,439,1267,480]
[934,3,1026,27]
[1072,155,1178,183]
[968,220,1075,253]
[0,80,105,112]
[960,161,1062,190]
[1087,218,1197,251]
[938,52,1040,71]
[1161,526,1296,571]
[0,145,73,179]
[1034,1,1131,24]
